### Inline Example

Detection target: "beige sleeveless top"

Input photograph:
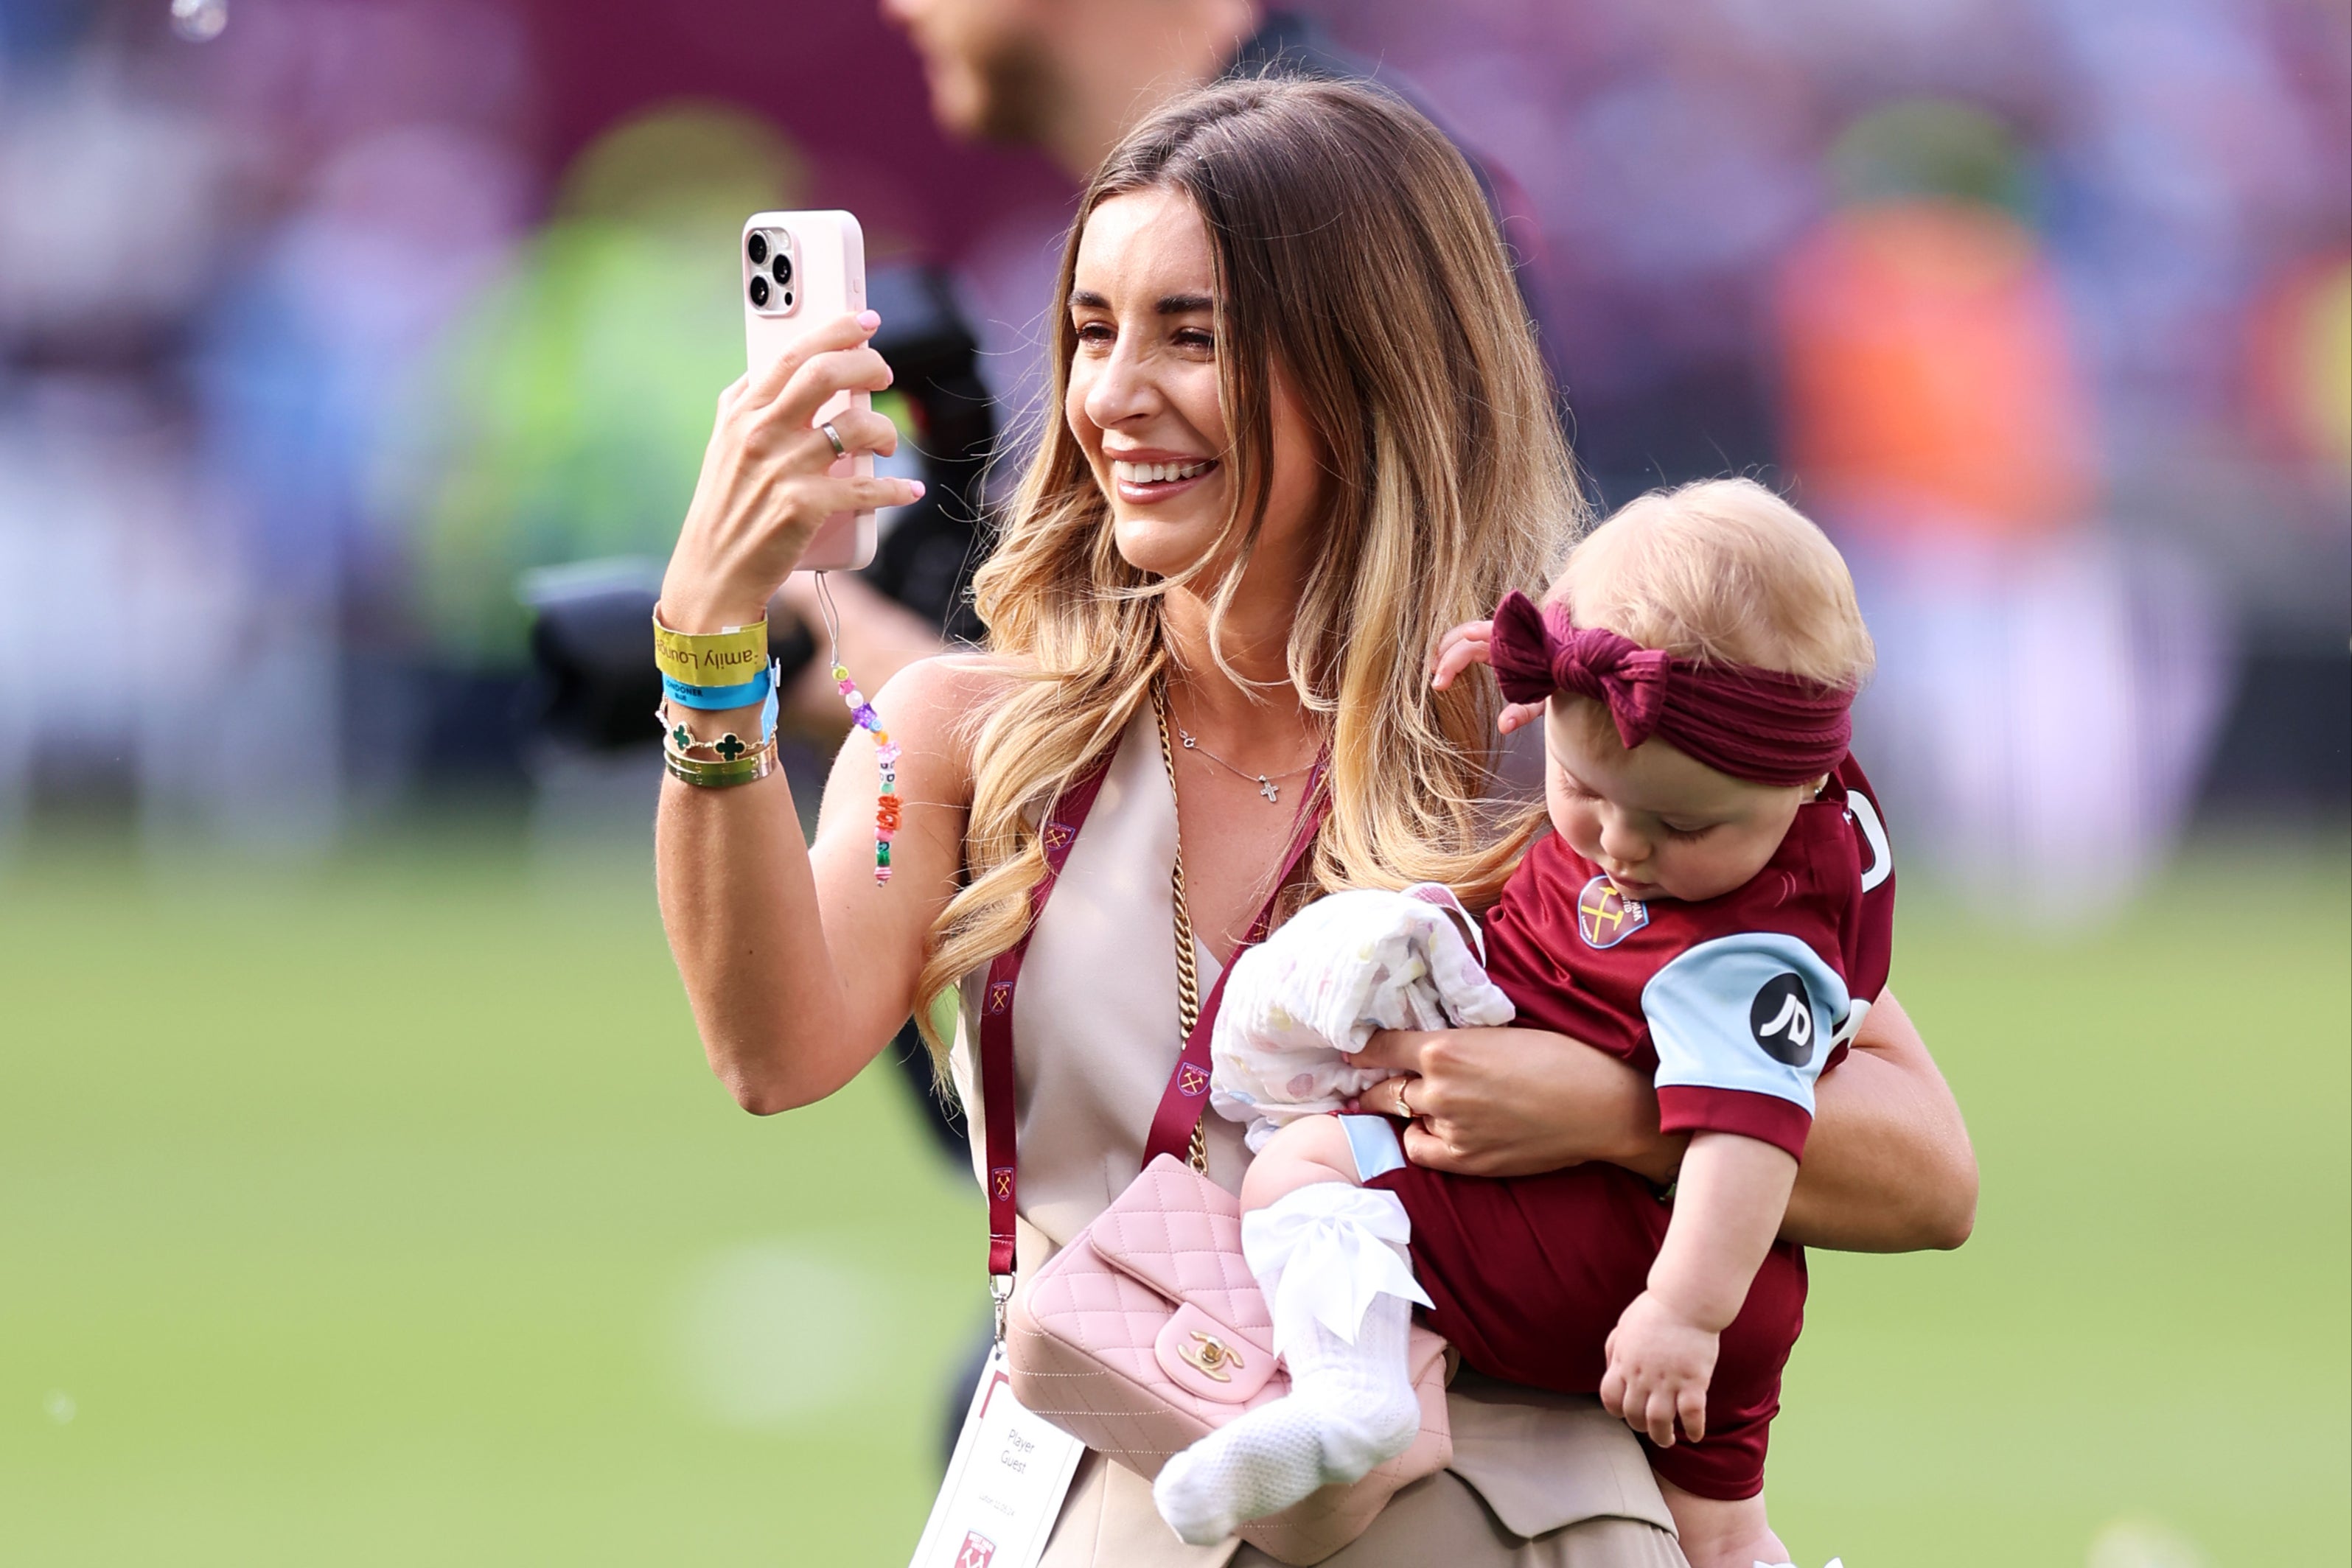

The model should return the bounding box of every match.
[950,709,1681,1567]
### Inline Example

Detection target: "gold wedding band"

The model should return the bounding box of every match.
[1395,1079,1417,1121]
[820,421,848,459]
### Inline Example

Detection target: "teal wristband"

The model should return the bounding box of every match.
[664,668,771,710]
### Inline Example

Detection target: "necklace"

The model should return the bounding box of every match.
[1151,685,1210,1173]
[1169,707,1316,805]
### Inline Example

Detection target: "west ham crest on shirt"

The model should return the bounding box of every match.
[1576,875,1649,948]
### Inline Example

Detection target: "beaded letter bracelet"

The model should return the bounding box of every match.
[812,574,898,886]
[833,660,901,883]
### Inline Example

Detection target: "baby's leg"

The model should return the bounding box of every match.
[1656,1479,1787,1568]
[1238,1107,1367,1208]
[1153,1115,1428,1544]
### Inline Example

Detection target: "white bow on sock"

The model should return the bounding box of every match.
[1152,1183,1430,1545]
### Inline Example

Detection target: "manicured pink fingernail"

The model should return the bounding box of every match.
[857,309,881,331]
[910,479,927,499]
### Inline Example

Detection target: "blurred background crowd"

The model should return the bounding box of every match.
[0,0,2344,916]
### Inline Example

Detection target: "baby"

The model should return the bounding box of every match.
[1154,480,1893,1568]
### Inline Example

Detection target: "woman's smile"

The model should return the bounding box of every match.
[1108,449,1221,503]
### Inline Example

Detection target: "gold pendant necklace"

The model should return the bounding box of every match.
[1154,683,1210,1174]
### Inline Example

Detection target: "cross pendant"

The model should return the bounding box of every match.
[1257,775,1279,802]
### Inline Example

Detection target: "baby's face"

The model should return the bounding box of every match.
[1543,699,1813,903]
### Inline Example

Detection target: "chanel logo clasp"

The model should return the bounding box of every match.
[1178,1330,1244,1382]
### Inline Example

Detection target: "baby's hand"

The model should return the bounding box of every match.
[1429,620,1543,735]
[1599,1290,1718,1447]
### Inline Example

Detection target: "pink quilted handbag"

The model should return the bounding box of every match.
[1006,1155,1452,1565]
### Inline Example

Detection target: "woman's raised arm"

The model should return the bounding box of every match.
[1348,988,1977,1253]
[652,309,954,1114]
[657,655,986,1113]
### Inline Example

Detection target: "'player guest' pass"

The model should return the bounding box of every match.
[906,1343,1083,1568]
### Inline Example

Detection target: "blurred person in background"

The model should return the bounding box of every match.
[0,0,540,844]
[655,76,1976,1565]
[1772,100,2230,924]
[402,108,798,672]
[0,11,243,844]
[882,0,1565,524]
[395,102,948,761]
[883,0,1545,229]
[204,118,534,822]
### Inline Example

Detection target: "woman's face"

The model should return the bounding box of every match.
[1064,186,1327,584]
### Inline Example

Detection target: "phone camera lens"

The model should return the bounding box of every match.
[748,275,770,307]
[772,254,792,287]
[747,233,768,265]
[782,292,793,308]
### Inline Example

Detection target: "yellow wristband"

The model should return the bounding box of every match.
[652,609,768,686]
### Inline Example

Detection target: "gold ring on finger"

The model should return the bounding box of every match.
[1394,1079,1416,1121]
[820,421,848,460]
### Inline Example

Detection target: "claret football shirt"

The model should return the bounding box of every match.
[1480,756,1896,1159]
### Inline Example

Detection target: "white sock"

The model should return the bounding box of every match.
[1153,1184,1428,1545]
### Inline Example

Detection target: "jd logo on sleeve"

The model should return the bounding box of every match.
[1748,972,1815,1065]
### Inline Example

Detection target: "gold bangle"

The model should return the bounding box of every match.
[666,720,766,762]
[662,727,776,788]
[652,608,768,687]
[664,742,775,788]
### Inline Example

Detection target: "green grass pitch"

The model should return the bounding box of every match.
[2,830,2344,1565]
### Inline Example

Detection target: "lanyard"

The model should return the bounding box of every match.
[977,748,1325,1328]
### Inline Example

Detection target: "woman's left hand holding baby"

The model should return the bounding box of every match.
[1345,1027,1685,1180]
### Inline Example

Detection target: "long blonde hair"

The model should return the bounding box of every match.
[915,77,1584,1053]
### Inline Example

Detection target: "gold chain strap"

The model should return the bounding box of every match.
[1153,682,1210,1173]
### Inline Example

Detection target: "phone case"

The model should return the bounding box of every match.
[741,210,873,573]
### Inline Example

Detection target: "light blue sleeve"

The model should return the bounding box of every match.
[1641,932,1852,1117]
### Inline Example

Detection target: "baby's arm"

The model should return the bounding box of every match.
[1430,618,1545,734]
[1608,928,1849,1445]
[1600,1132,1796,1446]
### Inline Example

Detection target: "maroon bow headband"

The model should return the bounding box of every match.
[1487,590,1853,786]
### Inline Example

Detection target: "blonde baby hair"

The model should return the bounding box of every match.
[1554,478,1874,692]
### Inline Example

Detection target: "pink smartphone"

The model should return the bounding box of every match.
[742,209,875,573]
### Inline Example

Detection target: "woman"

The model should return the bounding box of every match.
[657,78,1975,1566]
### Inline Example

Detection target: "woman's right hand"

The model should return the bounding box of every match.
[658,310,925,632]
